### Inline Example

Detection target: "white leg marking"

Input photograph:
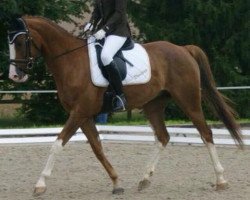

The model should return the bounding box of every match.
[143,140,165,180]
[9,43,16,60]
[9,44,17,79]
[35,139,63,188]
[206,143,227,185]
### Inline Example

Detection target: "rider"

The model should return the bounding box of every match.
[84,0,131,111]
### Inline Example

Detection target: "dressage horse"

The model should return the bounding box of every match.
[8,16,243,196]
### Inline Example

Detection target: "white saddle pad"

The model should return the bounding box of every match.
[88,36,151,87]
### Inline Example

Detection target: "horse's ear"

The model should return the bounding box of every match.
[8,15,25,31]
[12,14,22,19]
[1,13,20,30]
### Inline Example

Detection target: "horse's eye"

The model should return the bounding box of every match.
[15,41,23,48]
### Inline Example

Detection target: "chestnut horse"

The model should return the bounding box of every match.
[8,16,243,196]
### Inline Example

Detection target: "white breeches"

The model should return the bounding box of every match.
[101,35,127,66]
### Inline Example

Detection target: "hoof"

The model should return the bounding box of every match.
[33,186,47,196]
[149,171,154,177]
[112,187,124,195]
[138,179,151,191]
[216,182,229,191]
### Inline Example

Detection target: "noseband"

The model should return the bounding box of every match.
[8,18,40,71]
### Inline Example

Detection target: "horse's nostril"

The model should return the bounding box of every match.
[13,75,19,79]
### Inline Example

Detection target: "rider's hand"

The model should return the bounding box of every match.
[94,29,106,40]
[83,23,93,32]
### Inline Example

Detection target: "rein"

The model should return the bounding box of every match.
[50,30,94,61]
[51,40,95,61]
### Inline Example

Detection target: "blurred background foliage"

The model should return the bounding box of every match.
[0,0,249,124]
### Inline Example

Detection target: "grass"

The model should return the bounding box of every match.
[0,117,64,129]
[107,111,192,126]
[107,111,250,126]
[0,110,249,129]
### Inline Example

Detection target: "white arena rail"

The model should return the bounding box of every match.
[0,87,249,145]
[0,125,249,146]
[0,86,249,94]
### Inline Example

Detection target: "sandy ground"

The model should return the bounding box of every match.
[0,142,249,200]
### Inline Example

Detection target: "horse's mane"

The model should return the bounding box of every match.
[23,15,80,39]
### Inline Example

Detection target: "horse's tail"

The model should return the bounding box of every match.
[184,45,244,148]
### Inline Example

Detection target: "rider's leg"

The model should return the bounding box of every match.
[101,35,127,111]
[104,61,127,111]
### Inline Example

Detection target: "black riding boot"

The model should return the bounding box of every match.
[105,61,127,111]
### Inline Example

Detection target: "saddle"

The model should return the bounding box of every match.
[94,38,134,81]
[88,36,151,113]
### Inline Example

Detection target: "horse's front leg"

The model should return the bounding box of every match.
[80,119,124,194]
[33,114,83,196]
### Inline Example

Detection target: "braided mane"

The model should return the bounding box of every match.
[23,15,78,38]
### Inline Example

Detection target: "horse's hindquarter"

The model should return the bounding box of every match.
[143,41,201,93]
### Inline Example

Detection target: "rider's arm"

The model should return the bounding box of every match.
[90,1,101,29]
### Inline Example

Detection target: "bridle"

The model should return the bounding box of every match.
[8,18,40,71]
[8,18,95,72]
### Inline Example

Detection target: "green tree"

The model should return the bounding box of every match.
[0,0,90,123]
[0,0,249,123]
[128,0,250,118]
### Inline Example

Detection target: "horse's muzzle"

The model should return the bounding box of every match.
[9,65,29,83]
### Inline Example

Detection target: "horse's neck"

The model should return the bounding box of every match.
[28,18,88,91]
[28,18,83,59]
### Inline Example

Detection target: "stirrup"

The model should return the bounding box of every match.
[113,95,126,112]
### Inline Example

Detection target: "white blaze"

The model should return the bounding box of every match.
[8,43,16,79]
[8,43,29,82]
[9,43,16,60]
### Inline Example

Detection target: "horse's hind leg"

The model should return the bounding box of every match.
[80,119,124,194]
[34,114,82,196]
[171,89,228,190]
[138,95,170,191]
